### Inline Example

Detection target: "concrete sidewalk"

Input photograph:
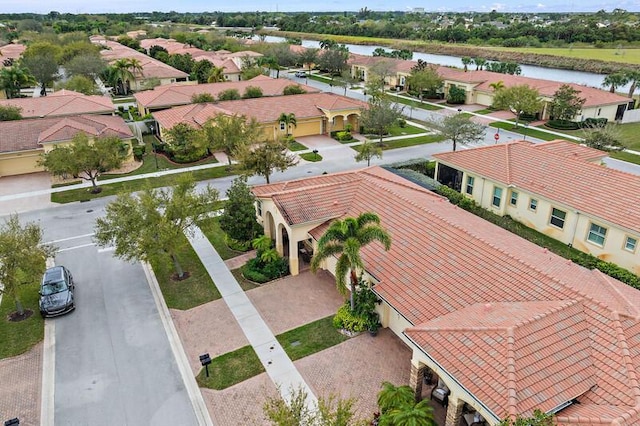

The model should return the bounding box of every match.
[185,225,318,409]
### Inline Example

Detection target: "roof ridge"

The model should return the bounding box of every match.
[513,299,579,329]
[611,312,640,403]
[506,327,518,419]
[594,270,640,318]
[505,143,512,184]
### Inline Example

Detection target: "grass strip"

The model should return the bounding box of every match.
[354,134,445,152]
[0,283,44,359]
[196,345,265,390]
[51,165,241,204]
[300,152,323,162]
[609,150,640,165]
[197,316,349,389]
[198,217,245,261]
[386,94,444,111]
[150,234,221,310]
[277,316,348,361]
[489,122,558,141]
[288,140,308,151]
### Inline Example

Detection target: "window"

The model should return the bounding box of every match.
[492,187,503,208]
[529,198,538,211]
[587,223,607,246]
[625,236,637,252]
[280,122,286,131]
[550,208,566,229]
[256,201,262,216]
[465,176,474,195]
[510,191,518,206]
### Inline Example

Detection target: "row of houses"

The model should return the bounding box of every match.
[346,53,632,122]
[252,161,640,426]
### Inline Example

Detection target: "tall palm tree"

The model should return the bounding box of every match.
[473,57,487,70]
[207,66,225,83]
[623,69,640,98]
[602,71,629,94]
[489,80,505,92]
[461,56,472,72]
[278,112,297,136]
[109,59,135,95]
[311,212,391,310]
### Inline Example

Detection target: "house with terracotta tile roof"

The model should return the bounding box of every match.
[134,75,319,115]
[0,43,26,68]
[0,90,115,118]
[0,114,134,177]
[252,166,640,426]
[139,37,262,82]
[349,53,415,90]
[91,37,189,91]
[433,140,640,275]
[438,68,632,122]
[152,92,366,142]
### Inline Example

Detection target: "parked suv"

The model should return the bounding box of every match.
[294,71,307,78]
[39,266,75,317]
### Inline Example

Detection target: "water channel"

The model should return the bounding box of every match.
[261,35,629,91]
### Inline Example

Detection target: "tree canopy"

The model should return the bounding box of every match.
[433,113,486,151]
[235,137,298,184]
[202,114,261,165]
[94,174,219,278]
[549,84,586,122]
[492,84,543,126]
[360,98,404,145]
[218,176,263,244]
[0,105,23,121]
[38,133,129,192]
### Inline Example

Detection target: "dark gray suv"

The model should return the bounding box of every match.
[39,266,75,317]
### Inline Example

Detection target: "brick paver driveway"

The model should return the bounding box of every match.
[173,269,414,425]
[0,342,42,426]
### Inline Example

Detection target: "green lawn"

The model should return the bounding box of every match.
[51,165,241,204]
[197,316,349,389]
[0,283,45,359]
[386,123,426,137]
[489,122,558,141]
[288,140,308,151]
[386,94,444,111]
[277,316,348,361]
[196,345,265,390]
[198,217,246,261]
[474,108,495,115]
[609,150,640,165]
[486,46,640,65]
[354,134,445,152]
[150,235,221,310]
[300,152,323,162]
[614,122,640,151]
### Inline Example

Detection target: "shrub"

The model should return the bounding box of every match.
[132,144,146,161]
[581,117,608,128]
[332,304,368,332]
[447,85,466,104]
[546,119,580,130]
[241,250,289,283]
[225,235,252,252]
[335,131,353,141]
[396,118,407,128]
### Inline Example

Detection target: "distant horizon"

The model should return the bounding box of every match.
[2,0,640,15]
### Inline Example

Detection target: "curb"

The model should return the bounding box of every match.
[141,261,214,426]
[41,257,56,426]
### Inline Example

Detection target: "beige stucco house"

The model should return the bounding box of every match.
[152,92,366,142]
[252,166,640,426]
[433,140,640,275]
[0,115,134,177]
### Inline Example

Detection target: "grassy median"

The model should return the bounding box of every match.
[0,283,45,359]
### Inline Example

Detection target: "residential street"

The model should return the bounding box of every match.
[20,205,200,426]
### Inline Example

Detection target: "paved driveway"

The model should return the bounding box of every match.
[0,172,54,217]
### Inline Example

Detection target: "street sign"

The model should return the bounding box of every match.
[494,133,500,141]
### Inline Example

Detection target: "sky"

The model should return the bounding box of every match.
[3,0,640,14]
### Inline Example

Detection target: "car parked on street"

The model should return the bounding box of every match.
[295,71,307,78]
[39,266,75,317]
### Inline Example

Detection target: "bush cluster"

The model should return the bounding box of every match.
[132,144,146,161]
[242,256,289,284]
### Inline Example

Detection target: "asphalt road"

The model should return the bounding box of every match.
[21,205,198,426]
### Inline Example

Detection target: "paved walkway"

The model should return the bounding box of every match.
[0,343,42,426]
[185,225,318,410]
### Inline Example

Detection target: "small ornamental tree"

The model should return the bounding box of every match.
[492,85,543,127]
[219,176,263,244]
[360,98,404,145]
[582,126,624,151]
[243,85,263,99]
[164,123,208,163]
[235,137,298,184]
[191,93,215,103]
[433,113,486,151]
[549,84,586,122]
[94,174,219,279]
[355,140,383,166]
[218,88,241,101]
[38,133,129,193]
[202,114,262,165]
[0,215,57,316]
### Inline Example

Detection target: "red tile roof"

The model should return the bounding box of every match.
[0,43,26,66]
[348,53,415,74]
[0,91,114,118]
[253,166,640,424]
[0,115,133,153]
[433,141,640,234]
[134,76,319,110]
[153,92,366,130]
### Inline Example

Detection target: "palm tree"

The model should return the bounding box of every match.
[489,80,505,92]
[602,71,629,94]
[377,382,415,414]
[109,59,136,95]
[461,56,472,72]
[473,57,487,70]
[278,112,297,136]
[0,66,35,98]
[623,69,640,98]
[319,39,337,50]
[379,400,435,426]
[310,212,391,310]
[207,66,225,83]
